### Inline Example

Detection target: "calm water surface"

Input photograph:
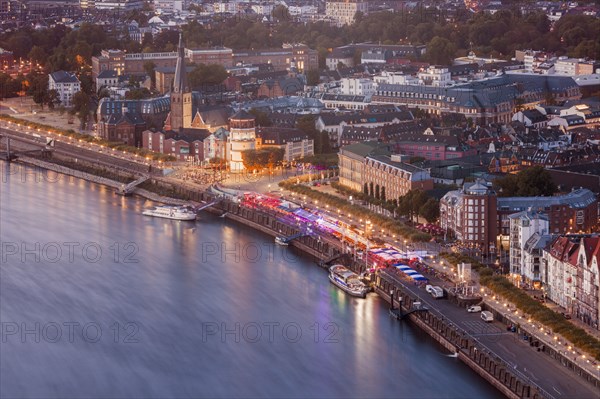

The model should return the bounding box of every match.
[0,162,501,398]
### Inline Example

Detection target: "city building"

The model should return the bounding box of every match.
[372,73,581,125]
[363,154,434,200]
[232,44,318,72]
[97,112,146,147]
[0,47,14,69]
[542,235,600,330]
[48,71,81,107]
[497,189,599,236]
[93,0,144,10]
[325,0,369,27]
[154,0,190,13]
[203,127,229,161]
[340,78,375,97]
[440,181,498,255]
[93,44,315,79]
[508,211,550,286]
[256,127,314,162]
[338,141,433,199]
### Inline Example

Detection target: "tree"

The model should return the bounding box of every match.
[241,148,284,171]
[419,198,440,223]
[188,63,228,88]
[28,46,48,66]
[248,108,272,127]
[70,91,91,130]
[493,166,557,197]
[46,89,60,109]
[143,61,156,88]
[426,36,457,65]
[272,5,291,22]
[125,87,152,100]
[306,69,320,86]
[28,73,49,109]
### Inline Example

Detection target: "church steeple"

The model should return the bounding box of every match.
[173,32,189,94]
[167,32,192,131]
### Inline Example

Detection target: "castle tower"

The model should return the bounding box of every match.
[228,110,256,171]
[170,33,192,131]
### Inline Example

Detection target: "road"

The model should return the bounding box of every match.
[0,125,152,175]
[383,269,598,399]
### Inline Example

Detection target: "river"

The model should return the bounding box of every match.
[0,161,501,398]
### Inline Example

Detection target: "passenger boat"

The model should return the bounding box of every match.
[328,265,368,298]
[142,205,197,221]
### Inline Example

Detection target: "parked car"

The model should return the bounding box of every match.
[481,311,494,322]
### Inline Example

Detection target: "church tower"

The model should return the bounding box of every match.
[169,33,192,131]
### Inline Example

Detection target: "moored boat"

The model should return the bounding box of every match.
[328,264,368,298]
[142,205,197,221]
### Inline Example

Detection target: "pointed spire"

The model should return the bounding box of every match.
[173,32,189,94]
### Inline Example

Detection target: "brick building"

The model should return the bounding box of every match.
[97,113,146,147]
[440,181,498,255]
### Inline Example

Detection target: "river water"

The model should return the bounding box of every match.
[0,162,501,398]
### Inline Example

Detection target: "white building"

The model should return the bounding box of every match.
[154,0,190,13]
[94,0,144,10]
[340,78,375,97]
[417,66,451,87]
[325,0,368,27]
[374,71,419,86]
[48,71,81,107]
[508,211,549,286]
[228,110,256,171]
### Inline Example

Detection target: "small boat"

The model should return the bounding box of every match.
[142,205,197,221]
[275,236,289,246]
[328,265,368,298]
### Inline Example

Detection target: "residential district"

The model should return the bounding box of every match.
[0,0,599,394]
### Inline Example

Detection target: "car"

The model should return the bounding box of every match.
[467,305,482,313]
[481,311,494,322]
[562,312,572,319]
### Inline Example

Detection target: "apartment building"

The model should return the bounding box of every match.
[48,71,81,107]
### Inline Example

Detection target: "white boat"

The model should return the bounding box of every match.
[275,236,289,246]
[142,205,197,221]
[328,265,368,298]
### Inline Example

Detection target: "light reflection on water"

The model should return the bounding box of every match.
[0,162,501,398]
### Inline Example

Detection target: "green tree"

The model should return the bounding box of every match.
[306,69,320,86]
[426,36,457,65]
[28,46,48,66]
[188,63,228,88]
[27,73,49,109]
[272,5,291,22]
[70,91,91,130]
[248,108,272,127]
[493,166,557,197]
[419,198,440,223]
[125,87,152,100]
[46,89,60,109]
[143,61,156,88]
